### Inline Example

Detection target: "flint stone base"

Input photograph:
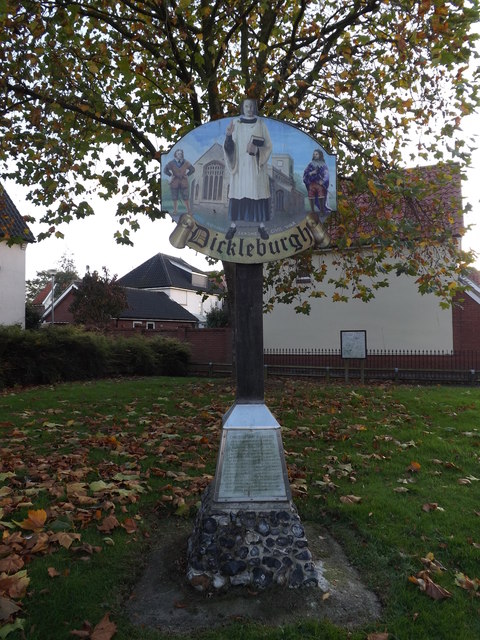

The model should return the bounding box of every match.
[187,484,320,591]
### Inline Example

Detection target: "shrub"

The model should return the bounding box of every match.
[0,327,191,388]
[149,337,191,376]
[105,335,156,376]
[206,305,229,327]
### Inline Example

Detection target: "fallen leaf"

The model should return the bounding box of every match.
[0,554,24,574]
[420,552,446,574]
[91,612,117,640]
[14,509,47,532]
[51,532,81,549]
[0,617,24,636]
[47,567,61,578]
[407,461,421,473]
[27,532,50,554]
[121,518,137,534]
[340,495,362,504]
[97,515,119,533]
[422,503,444,512]
[89,480,114,493]
[0,595,20,622]
[455,572,480,592]
[0,570,30,599]
[66,482,88,496]
[409,571,451,600]
[367,633,389,640]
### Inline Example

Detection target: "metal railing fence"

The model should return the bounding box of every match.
[190,348,480,385]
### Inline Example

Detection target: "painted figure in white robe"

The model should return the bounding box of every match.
[224,99,272,240]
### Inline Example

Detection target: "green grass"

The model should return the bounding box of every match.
[1,378,480,639]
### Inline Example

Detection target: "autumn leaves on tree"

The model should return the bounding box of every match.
[0,1,479,305]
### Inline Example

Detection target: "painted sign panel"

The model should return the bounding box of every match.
[162,100,336,264]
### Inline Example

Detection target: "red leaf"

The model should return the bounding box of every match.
[121,518,137,534]
[97,515,119,533]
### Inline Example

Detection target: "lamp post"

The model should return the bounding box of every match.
[46,269,57,325]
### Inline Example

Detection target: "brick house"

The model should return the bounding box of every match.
[42,283,199,331]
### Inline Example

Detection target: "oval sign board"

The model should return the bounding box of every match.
[162,103,336,264]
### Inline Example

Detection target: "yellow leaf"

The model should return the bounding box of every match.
[367,179,377,196]
[15,509,47,532]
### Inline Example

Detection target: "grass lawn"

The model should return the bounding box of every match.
[0,377,479,639]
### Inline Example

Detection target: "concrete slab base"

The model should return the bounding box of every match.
[126,519,382,635]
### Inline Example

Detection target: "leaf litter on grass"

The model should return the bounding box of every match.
[2,379,480,638]
[0,382,226,636]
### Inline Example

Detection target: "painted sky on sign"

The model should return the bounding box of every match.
[161,116,337,203]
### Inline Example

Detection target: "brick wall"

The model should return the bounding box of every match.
[176,327,233,364]
[453,295,480,350]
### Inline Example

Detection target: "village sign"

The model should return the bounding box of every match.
[162,99,337,263]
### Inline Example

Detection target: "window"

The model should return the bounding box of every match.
[133,321,142,328]
[202,161,224,201]
[146,321,155,330]
[192,273,208,288]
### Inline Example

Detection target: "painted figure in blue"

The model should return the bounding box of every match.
[303,149,329,219]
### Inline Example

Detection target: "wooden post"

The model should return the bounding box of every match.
[234,263,264,403]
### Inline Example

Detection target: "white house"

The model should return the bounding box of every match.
[264,251,454,351]
[0,184,35,328]
[263,164,470,352]
[117,253,222,325]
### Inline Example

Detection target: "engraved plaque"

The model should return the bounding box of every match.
[216,428,287,501]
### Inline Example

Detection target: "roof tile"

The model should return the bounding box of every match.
[0,184,35,243]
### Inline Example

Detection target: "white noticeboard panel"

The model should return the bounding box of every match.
[341,330,367,359]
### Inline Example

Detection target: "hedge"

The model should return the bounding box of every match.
[0,326,191,388]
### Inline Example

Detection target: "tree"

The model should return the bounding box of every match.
[25,301,42,329]
[69,267,127,329]
[1,1,479,307]
[206,305,230,328]
[26,252,79,303]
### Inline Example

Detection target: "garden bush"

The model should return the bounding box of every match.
[0,326,191,388]
[149,336,191,376]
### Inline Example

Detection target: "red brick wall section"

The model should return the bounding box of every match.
[43,294,75,323]
[453,294,480,350]
[178,327,233,364]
